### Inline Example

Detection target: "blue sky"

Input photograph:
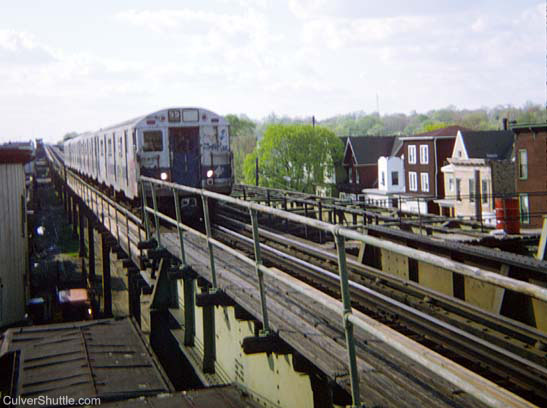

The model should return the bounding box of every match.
[0,0,544,142]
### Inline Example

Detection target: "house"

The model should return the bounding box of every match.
[0,144,33,327]
[362,156,406,208]
[340,136,402,197]
[399,126,469,214]
[438,130,514,224]
[511,123,547,229]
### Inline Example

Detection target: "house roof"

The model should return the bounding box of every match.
[0,144,34,164]
[390,136,404,156]
[460,130,513,160]
[345,136,396,165]
[511,122,547,133]
[416,125,471,137]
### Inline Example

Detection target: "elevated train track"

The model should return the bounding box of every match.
[44,143,547,407]
[213,209,547,405]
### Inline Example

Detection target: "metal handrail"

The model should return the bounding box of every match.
[140,175,541,408]
[141,177,547,302]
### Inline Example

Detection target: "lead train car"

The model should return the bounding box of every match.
[64,107,233,209]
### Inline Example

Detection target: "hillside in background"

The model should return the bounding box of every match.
[252,102,547,137]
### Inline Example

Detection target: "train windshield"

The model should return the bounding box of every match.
[143,131,163,152]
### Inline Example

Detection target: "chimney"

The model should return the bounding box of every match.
[502,117,508,130]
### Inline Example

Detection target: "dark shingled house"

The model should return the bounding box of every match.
[340,136,402,195]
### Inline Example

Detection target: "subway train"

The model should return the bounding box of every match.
[64,107,233,212]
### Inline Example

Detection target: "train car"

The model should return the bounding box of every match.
[64,107,233,212]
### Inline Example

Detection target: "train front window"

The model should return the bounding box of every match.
[143,130,163,152]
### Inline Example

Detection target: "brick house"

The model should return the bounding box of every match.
[340,136,402,195]
[511,123,547,229]
[438,130,514,223]
[399,126,469,214]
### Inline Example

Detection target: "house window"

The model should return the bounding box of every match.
[356,170,360,184]
[519,194,530,224]
[448,177,454,193]
[420,173,429,192]
[456,178,461,200]
[420,145,429,164]
[391,171,399,186]
[348,167,353,184]
[518,149,528,179]
[408,145,416,164]
[381,171,385,186]
[409,172,418,191]
[469,179,475,203]
[482,180,488,204]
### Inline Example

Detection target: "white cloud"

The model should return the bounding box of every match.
[0,1,543,142]
[288,0,329,18]
[0,29,58,65]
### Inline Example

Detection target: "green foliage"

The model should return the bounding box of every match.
[226,114,257,182]
[243,124,343,193]
[418,122,451,133]
[318,102,547,137]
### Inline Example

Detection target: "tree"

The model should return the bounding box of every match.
[418,122,451,133]
[226,114,257,182]
[243,124,344,193]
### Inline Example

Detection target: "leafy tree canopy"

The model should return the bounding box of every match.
[243,124,344,193]
[226,114,257,182]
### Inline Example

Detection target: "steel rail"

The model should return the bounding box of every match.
[216,212,546,348]
[141,176,547,303]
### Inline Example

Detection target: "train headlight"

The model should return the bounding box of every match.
[160,172,168,181]
[206,169,214,178]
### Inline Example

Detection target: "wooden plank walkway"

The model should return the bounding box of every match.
[161,231,489,408]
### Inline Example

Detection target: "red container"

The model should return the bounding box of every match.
[495,198,520,234]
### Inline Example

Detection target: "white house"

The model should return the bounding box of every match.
[437,130,514,225]
[362,156,406,208]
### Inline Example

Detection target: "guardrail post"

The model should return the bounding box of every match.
[249,208,270,335]
[101,233,112,317]
[149,181,162,247]
[172,189,187,264]
[183,273,196,346]
[88,217,95,282]
[334,233,361,408]
[125,215,132,262]
[140,181,151,240]
[72,196,78,237]
[201,196,217,288]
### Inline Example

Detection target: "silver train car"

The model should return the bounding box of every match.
[64,107,233,210]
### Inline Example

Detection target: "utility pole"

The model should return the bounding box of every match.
[255,155,259,186]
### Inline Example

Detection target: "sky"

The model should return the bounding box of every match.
[0,0,545,143]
